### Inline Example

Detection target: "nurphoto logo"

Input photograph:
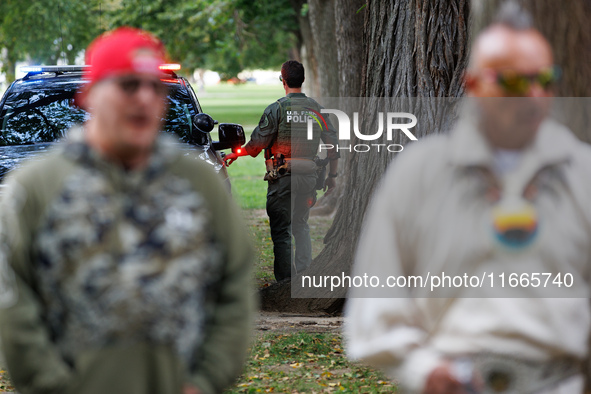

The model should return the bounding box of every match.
[307,109,418,153]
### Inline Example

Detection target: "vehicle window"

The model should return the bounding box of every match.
[186,81,203,113]
[164,82,200,143]
[0,82,88,145]
[0,79,204,146]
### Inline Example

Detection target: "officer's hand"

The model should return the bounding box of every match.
[224,152,239,166]
[324,176,337,194]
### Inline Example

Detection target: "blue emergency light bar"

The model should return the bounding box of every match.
[21,65,89,74]
[21,64,180,74]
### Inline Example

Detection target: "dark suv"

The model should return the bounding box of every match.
[0,65,245,185]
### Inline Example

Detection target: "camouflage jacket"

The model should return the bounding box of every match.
[0,128,255,394]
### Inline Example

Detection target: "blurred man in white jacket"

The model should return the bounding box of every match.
[346,4,591,394]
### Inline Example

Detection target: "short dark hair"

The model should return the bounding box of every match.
[494,0,533,30]
[281,60,305,88]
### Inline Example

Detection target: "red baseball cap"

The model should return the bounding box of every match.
[84,26,167,87]
[76,27,167,107]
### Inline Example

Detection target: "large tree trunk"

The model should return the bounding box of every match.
[261,0,471,313]
[335,0,366,98]
[291,0,321,98]
[1,46,17,84]
[307,0,339,98]
[310,0,365,218]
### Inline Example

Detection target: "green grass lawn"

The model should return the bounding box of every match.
[226,332,396,393]
[228,152,267,210]
[199,83,284,130]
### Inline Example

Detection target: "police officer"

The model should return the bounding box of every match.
[225,60,339,281]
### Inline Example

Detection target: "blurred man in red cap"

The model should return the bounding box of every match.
[0,27,254,394]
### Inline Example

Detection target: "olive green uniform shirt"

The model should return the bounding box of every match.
[244,92,339,160]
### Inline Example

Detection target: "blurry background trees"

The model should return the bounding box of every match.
[2,1,587,95]
[107,0,299,79]
[0,0,102,82]
[0,0,305,83]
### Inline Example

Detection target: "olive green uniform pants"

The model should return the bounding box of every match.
[266,173,316,281]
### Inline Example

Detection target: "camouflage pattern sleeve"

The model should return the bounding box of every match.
[244,101,281,157]
[0,169,73,394]
[320,112,340,161]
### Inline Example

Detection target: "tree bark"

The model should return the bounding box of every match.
[261,0,471,313]
[310,0,366,217]
[335,0,366,98]
[307,0,339,98]
[290,0,321,98]
[3,48,17,85]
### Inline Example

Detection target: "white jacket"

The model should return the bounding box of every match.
[345,114,591,392]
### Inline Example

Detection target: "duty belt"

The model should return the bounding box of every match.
[264,158,317,182]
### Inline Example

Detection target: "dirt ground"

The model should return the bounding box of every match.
[256,311,343,335]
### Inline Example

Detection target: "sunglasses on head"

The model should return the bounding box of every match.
[495,66,560,95]
[115,77,169,96]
